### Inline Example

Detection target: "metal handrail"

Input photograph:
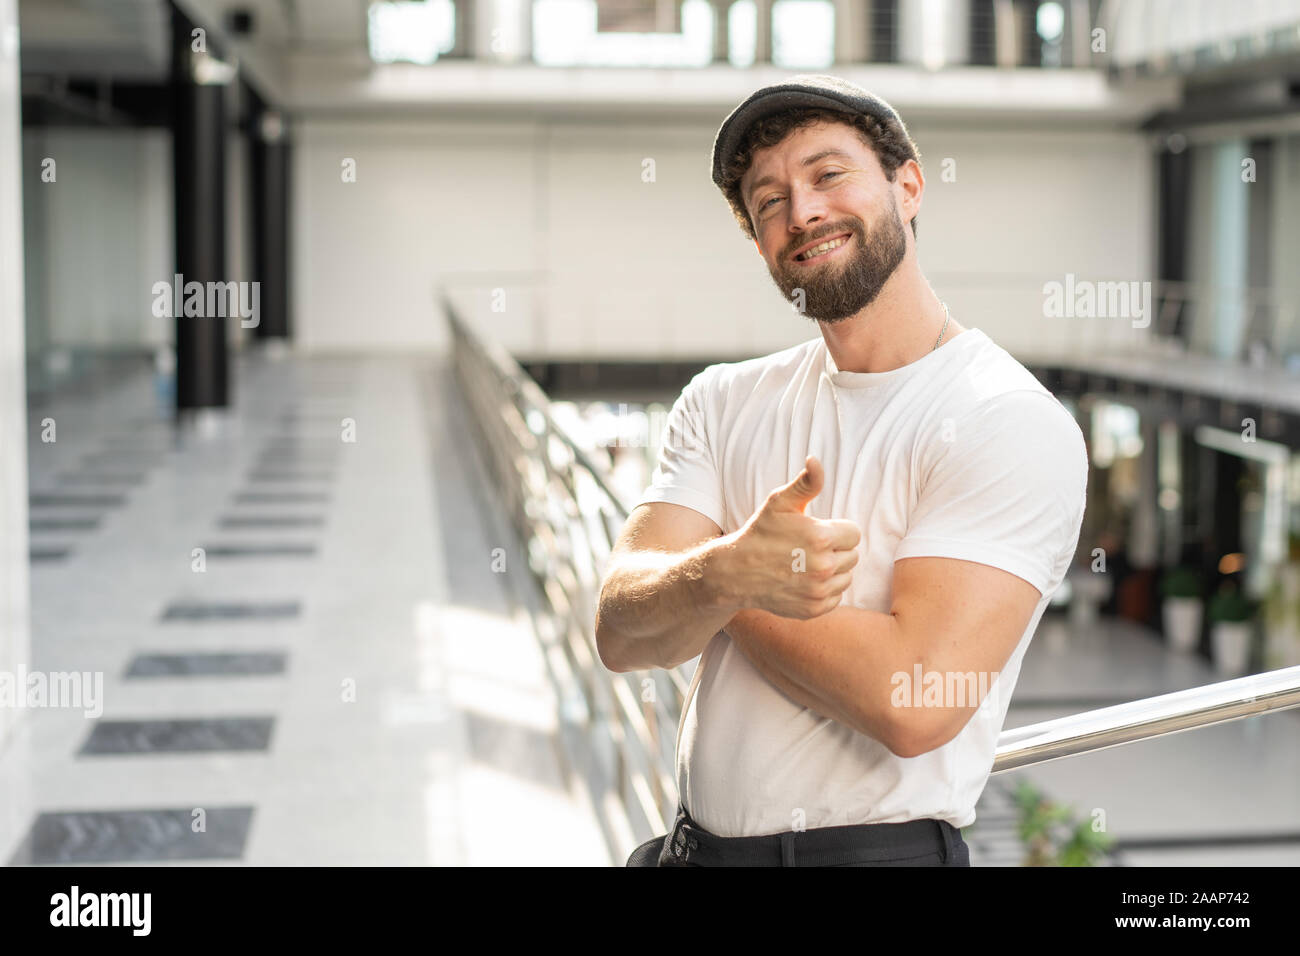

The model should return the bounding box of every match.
[443,293,1300,853]
[993,665,1300,773]
[445,293,690,848]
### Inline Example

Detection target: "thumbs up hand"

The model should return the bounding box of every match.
[768,454,825,515]
[718,456,862,620]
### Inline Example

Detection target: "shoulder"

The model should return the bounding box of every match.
[945,330,1056,405]
[686,337,823,402]
[927,333,1087,479]
[944,332,1079,435]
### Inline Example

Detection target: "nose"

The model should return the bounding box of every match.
[784,189,832,255]
[786,181,831,233]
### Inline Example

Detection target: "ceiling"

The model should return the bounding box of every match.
[17,0,369,84]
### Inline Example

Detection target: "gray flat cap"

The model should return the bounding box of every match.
[711,74,906,189]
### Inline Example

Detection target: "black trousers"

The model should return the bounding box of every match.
[627,804,970,867]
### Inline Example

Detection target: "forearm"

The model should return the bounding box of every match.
[595,535,742,672]
[724,606,916,750]
[729,623,867,732]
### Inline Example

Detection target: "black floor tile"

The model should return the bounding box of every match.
[254,453,340,466]
[216,516,325,529]
[125,652,287,678]
[80,453,164,467]
[30,517,101,531]
[79,717,275,755]
[160,600,301,622]
[8,807,254,864]
[30,493,126,507]
[200,544,317,558]
[246,472,335,483]
[232,492,330,504]
[258,437,342,449]
[57,473,147,485]
[30,546,71,562]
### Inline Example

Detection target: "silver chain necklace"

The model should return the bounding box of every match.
[932,302,951,352]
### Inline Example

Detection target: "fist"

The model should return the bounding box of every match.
[729,455,861,619]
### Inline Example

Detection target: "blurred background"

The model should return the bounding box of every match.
[0,0,1298,867]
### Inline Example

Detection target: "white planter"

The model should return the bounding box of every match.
[1067,572,1110,632]
[1069,592,1097,630]
[1211,622,1253,675]
[1162,598,1202,652]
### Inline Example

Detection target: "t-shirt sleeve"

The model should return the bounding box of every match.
[632,366,726,530]
[893,389,1088,596]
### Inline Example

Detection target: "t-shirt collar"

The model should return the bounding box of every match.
[822,327,982,389]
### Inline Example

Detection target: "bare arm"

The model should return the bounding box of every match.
[594,512,739,672]
[723,557,1041,756]
[595,457,860,673]
[729,620,867,731]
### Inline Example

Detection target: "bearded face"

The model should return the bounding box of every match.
[766,195,909,324]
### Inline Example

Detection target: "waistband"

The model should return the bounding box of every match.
[663,805,961,866]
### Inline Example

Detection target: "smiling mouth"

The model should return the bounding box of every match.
[793,233,852,262]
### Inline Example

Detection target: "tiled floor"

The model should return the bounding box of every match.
[0,350,610,866]
[5,349,1297,867]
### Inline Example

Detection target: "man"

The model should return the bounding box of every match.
[596,75,1088,867]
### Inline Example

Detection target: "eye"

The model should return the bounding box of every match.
[759,171,839,213]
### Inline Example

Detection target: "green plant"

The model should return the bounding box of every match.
[1011,780,1115,867]
[1208,586,1257,623]
[1158,566,1202,599]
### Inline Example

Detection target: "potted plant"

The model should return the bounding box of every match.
[1012,781,1115,866]
[1207,584,1258,675]
[1262,561,1300,669]
[1159,566,1203,652]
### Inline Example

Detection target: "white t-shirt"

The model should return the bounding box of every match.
[634,327,1088,838]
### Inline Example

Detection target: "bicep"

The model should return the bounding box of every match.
[887,556,1042,751]
[890,555,1041,685]
[611,502,723,559]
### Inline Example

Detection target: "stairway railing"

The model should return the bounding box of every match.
[445,293,1300,857]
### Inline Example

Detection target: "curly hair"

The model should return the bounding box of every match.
[719,106,922,242]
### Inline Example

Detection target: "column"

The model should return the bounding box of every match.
[711,0,732,63]
[754,0,772,63]
[171,1,230,409]
[0,0,30,751]
[250,98,291,341]
[833,0,871,65]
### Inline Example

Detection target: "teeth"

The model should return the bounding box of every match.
[797,236,848,260]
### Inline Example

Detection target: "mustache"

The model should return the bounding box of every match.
[786,224,859,259]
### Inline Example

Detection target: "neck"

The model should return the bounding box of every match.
[818,257,964,374]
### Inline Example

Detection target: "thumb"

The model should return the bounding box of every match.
[769,455,823,514]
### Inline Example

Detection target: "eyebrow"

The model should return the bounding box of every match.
[745,149,854,205]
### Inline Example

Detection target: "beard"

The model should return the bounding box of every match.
[767,199,908,324]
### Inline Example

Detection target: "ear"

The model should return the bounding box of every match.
[897,158,924,227]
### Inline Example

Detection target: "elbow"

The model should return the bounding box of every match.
[593,610,628,673]
[594,598,641,673]
[596,637,632,674]
[883,713,954,760]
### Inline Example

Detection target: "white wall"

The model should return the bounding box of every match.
[0,0,30,750]
[294,119,541,354]
[22,126,171,352]
[1272,133,1300,361]
[913,122,1156,359]
[294,113,1155,361]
